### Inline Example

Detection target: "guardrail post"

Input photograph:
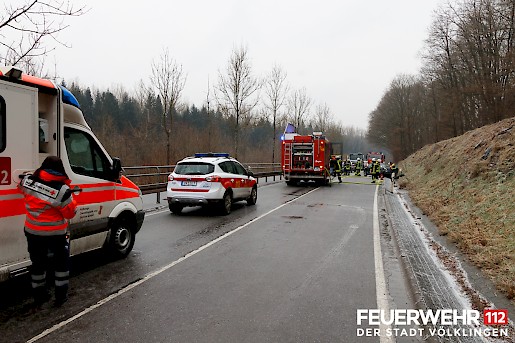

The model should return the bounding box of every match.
[156,166,161,203]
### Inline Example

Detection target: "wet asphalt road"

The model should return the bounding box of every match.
[0,178,414,343]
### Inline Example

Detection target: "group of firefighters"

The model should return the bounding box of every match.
[329,155,397,183]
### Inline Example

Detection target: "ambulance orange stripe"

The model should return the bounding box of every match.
[0,189,140,218]
[0,199,25,217]
[116,189,142,199]
[75,190,116,205]
[73,177,139,191]
[74,189,139,205]
[0,188,21,195]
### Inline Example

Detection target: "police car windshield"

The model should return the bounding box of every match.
[174,162,215,175]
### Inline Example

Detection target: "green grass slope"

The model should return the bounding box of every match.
[398,117,515,303]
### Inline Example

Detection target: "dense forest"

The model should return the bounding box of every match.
[368,0,515,161]
[0,1,381,167]
[66,82,377,166]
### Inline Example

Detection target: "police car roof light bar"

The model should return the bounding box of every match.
[194,152,230,158]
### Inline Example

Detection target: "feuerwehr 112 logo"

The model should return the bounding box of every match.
[356,309,510,339]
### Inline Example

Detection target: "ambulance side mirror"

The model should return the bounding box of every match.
[111,158,122,181]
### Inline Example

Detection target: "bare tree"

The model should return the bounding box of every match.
[288,87,312,130]
[368,74,426,161]
[0,0,86,73]
[422,0,515,137]
[132,80,155,140]
[215,45,261,158]
[150,49,186,164]
[263,65,288,163]
[312,102,333,132]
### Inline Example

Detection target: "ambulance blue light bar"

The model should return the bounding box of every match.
[194,153,230,158]
[60,86,80,108]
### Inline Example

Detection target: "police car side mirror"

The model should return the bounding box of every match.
[247,170,254,177]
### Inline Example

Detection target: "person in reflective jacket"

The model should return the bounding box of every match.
[355,158,363,176]
[19,156,77,307]
[371,159,381,183]
[329,155,342,183]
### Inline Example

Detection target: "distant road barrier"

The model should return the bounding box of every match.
[124,163,283,203]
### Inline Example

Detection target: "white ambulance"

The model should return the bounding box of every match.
[0,66,145,281]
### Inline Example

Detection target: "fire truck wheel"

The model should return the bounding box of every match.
[220,191,232,215]
[247,186,257,205]
[169,203,183,214]
[106,215,135,259]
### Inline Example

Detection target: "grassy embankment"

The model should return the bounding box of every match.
[398,117,515,304]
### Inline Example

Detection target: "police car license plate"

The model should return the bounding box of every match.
[181,181,197,186]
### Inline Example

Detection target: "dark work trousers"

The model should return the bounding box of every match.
[25,231,70,303]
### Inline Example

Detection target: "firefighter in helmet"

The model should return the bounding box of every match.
[371,158,381,183]
[331,155,342,183]
[329,155,337,176]
[368,157,376,182]
[344,158,351,176]
[355,158,363,176]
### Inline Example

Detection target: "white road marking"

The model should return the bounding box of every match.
[373,185,394,342]
[27,188,320,343]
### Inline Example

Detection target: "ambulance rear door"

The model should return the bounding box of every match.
[0,80,38,275]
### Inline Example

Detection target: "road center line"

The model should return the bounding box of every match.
[27,187,320,343]
[373,185,394,342]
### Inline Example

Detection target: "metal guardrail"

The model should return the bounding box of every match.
[124,163,283,203]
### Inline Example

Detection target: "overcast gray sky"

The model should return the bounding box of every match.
[51,0,445,129]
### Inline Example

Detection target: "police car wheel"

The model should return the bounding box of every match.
[220,191,232,215]
[169,203,183,214]
[247,186,257,205]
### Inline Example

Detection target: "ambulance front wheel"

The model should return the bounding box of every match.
[106,214,135,258]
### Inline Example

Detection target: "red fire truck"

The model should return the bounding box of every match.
[281,126,331,186]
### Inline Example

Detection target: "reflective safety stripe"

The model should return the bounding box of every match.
[24,227,67,236]
[31,272,47,288]
[55,279,69,287]
[55,271,69,278]
[25,216,66,228]
[25,203,53,217]
[31,273,46,281]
